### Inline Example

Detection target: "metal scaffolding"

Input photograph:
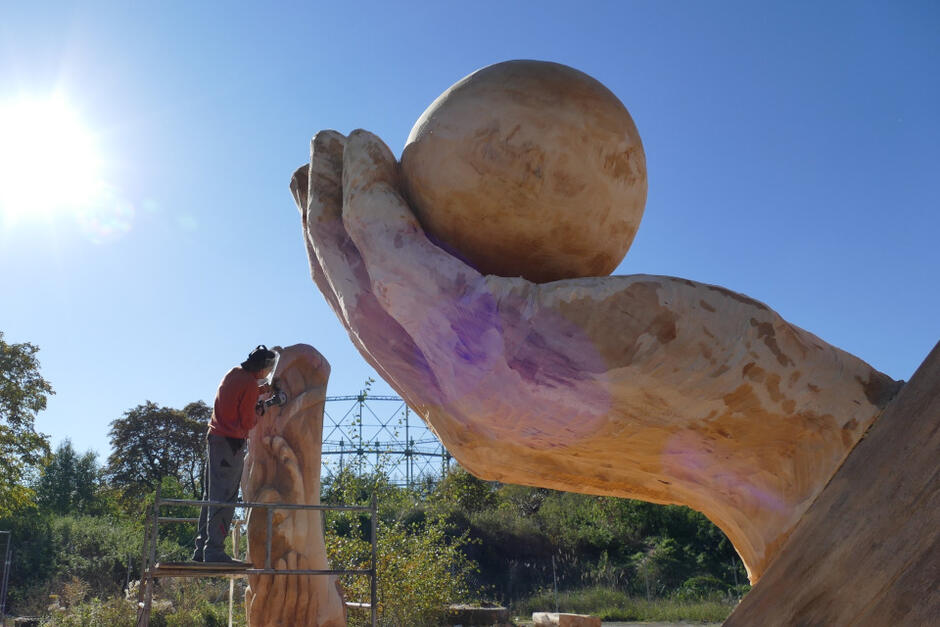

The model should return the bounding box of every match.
[137,485,377,627]
[133,393,449,627]
[322,394,452,488]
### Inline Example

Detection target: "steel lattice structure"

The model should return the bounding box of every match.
[321,394,452,488]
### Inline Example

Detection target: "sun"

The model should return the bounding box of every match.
[0,95,106,220]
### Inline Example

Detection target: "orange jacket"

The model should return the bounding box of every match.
[208,367,262,439]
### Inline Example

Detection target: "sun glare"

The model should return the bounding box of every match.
[0,95,106,220]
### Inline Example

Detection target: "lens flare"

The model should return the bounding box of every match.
[75,185,134,244]
[0,95,106,220]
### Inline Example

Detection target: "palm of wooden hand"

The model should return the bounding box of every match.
[291,129,900,582]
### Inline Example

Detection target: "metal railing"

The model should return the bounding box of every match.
[138,485,377,627]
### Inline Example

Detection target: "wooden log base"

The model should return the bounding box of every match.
[724,341,940,626]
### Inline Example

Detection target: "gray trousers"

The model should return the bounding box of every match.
[194,433,246,556]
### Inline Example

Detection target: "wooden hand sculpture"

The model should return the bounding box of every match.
[242,344,345,627]
[291,130,901,583]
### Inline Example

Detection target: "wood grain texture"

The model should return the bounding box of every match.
[724,341,940,626]
[241,344,346,627]
[401,60,647,283]
[292,130,903,584]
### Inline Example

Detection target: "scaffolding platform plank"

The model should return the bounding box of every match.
[152,561,251,578]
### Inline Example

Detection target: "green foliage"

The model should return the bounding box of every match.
[425,466,746,603]
[40,595,137,627]
[0,330,53,515]
[41,579,240,627]
[675,574,734,600]
[148,475,201,555]
[1,358,750,622]
[324,467,476,627]
[0,509,142,615]
[6,454,750,623]
[106,401,206,500]
[48,515,142,596]
[34,440,104,515]
[2,393,210,615]
[0,481,196,616]
[430,466,498,514]
[0,505,56,611]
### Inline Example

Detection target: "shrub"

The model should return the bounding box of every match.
[324,469,477,626]
[49,515,142,596]
[41,596,137,627]
[41,578,240,627]
[675,574,731,600]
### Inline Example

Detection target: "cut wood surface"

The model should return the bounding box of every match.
[532,612,602,627]
[724,341,940,626]
[241,344,346,627]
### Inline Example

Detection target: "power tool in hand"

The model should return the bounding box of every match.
[256,379,288,415]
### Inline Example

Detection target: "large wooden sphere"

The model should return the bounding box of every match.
[400,60,647,283]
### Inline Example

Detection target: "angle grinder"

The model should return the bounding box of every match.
[263,381,288,409]
[256,380,287,415]
[255,349,288,415]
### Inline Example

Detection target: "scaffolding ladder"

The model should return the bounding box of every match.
[137,485,377,627]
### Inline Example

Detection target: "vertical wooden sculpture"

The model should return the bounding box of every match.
[242,344,346,626]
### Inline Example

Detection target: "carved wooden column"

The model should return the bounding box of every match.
[242,343,346,626]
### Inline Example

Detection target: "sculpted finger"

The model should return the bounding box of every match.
[342,129,482,301]
[292,163,342,318]
[292,130,447,409]
[342,130,506,389]
[290,131,356,322]
[301,133,422,402]
[289,164,309,211]
[294,182,347,332]
[307,130,345,224]
[306,131,404,339]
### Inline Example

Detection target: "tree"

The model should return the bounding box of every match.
[106,401,206,499]
[324,468,476,626]
[35,440,102,515]
[430,466,498,514]
[182,400,211,495]
[0,331,53,516]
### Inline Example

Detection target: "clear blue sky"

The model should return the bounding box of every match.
[1,1,937,460]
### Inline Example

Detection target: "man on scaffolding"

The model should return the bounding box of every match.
[192,345,275,563]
